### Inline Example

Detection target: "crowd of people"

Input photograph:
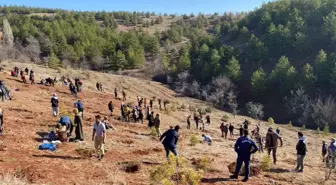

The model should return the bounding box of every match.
[1,66,336,183]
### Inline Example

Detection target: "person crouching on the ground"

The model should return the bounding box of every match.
[322,141,328,162]
[103,116,116,130]
[92,115,106,160]
[59,115,73,137]
[73,109,84,141]
[160,125,180,160]
[0,108,4,134]
[295,132,306,173]
[75,100,84,119]
[51,93,59,117]
[154,114,161,137]
[230,130,258,182]
[108,101,114,116]
[202,134,212,145]
[265,127,283,165]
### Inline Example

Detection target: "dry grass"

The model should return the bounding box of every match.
[0,174,27,185]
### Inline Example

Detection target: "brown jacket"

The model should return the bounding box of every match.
[265,132,283,148]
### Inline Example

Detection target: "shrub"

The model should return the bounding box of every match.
[126,102,134,108]
[302,124,306,129]
[163,99,170,104]
[317,127,321,134]
[261,154,273,171]
[197,108,206,116]
[189,105,196,112]
[324,124,330,134]
[76,147,95,158]
[150,127,158,137]
[0,173,28,185]
[118,161,141,173]
[268,117,275,125]
[221,114,229,122]
[170,104,177,112]
[191,157,211,172]
[190,135,200,146]
[149,156,203,185]
[288,121,292,128]
[205,107,212,113]
[181,104,187,110]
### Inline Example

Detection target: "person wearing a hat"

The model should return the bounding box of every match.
[265,127,283,165]
[160,125,180,160]
[73,108,84,141]
[51,93,59,117]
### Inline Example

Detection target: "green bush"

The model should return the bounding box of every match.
[192,157,211,172]
[189,105,196,112]
[261,154,273,171]
[190,135,200,146]
[197,108,206,116]
[302,124,306,129]
[149,156,203,185]
[181,104,187,110]
[268,117,275,125]
[317,127,321,134]
[324,124,330,134]
[150,127,158,137]
[221,114,229,122]
[288,121,292,128]
[205,107,212,113]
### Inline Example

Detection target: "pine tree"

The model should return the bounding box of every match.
[225,57,241,81]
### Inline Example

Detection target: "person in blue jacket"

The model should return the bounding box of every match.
[75,100,84,119]
[230,129,258,182]
[59,115,73,136]
[160,125,180,160]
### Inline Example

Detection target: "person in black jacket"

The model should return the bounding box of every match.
[295,132,307,173]
[0,108,4,134]
[322,141,328,162]
[108,101,114,116]
[51,94,59,117]
[160,125,180,160]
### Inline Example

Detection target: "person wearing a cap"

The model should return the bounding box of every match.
[51,93,59,117]
[160,125,180,160]
[230,129,258,182]
[265,127,283,165]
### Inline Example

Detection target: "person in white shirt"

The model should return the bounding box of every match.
[92,115,106,160]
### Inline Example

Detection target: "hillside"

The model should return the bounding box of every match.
[0,61,335,185]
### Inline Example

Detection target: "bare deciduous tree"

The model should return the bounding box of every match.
[3,19,14,48]
[311,96,336,129]
[24,37,41,63]
[246,102,264,121]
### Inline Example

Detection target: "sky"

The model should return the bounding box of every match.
[0,0,272,14]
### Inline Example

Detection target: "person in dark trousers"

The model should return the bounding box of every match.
[51,93,59,117]
[25,67,29,75]
[194,114,199,129]
[295,132,307,173]
[206,115,210,125]
[160,125,180,160]
[187,115,191,130]
[243,120,248,130]
[154,114,161,137]
[108,101,114,116]
[96,82,100,91]
[230,130,258,182]
[239,125,244,137]
[220,123,228,139]
[138,108,144,124]
[229,124,235,138]
[0,81,11,101]
[75,100,84,119]
[322,141,328,162]
[0,108,4,134]
[59,115,73,136]
[265,127,283,165]
[29,70,35,84]
[114,88,118,99]
[73,109,84,141]
[276,127,280,135]
[158,99,162,110]
[149,99,153,109]
[148,112,155,128]
[122,90,126,101]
